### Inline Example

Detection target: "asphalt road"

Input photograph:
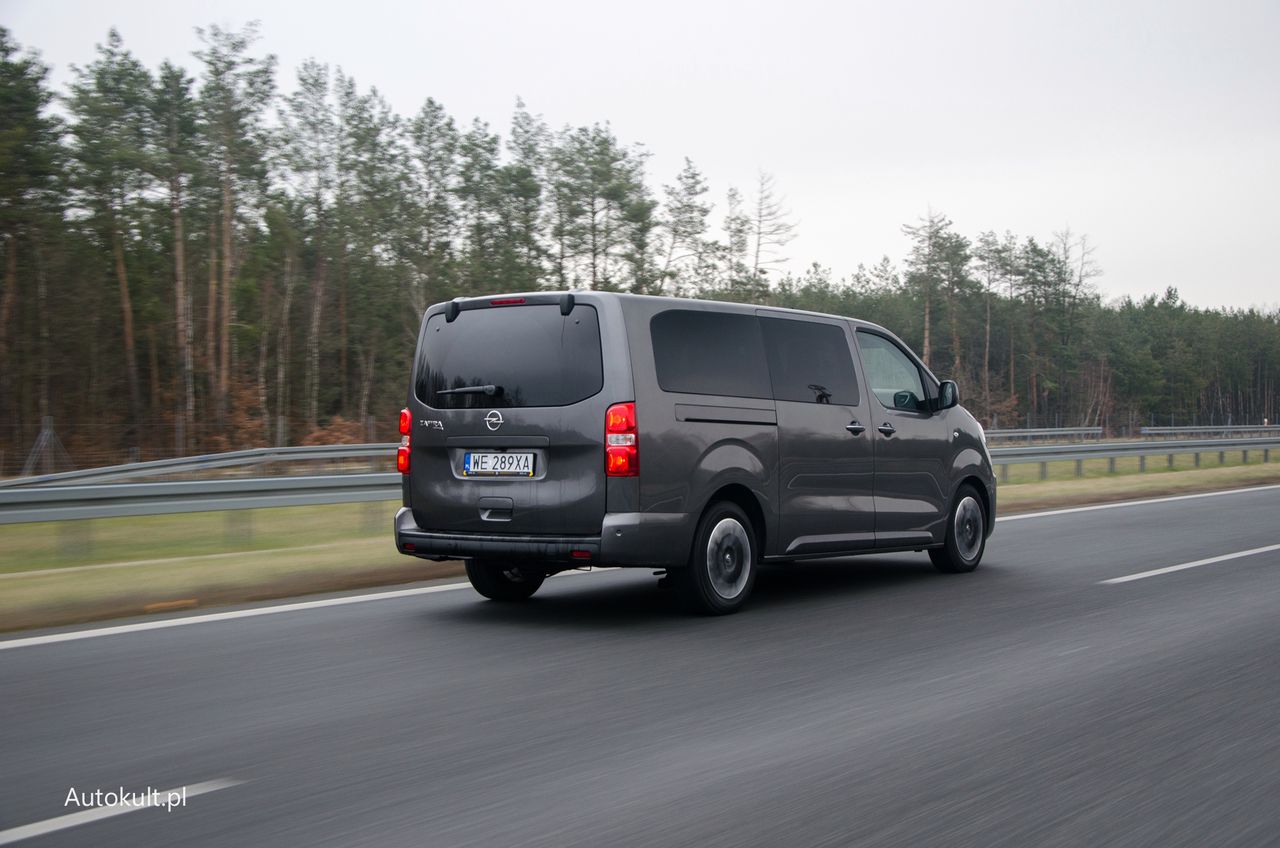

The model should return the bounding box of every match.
[3,486,1280,847]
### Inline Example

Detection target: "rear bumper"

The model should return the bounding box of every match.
[394,508,690,567]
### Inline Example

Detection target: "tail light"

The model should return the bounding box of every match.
[605,402,638,477]
[397,408,411,473]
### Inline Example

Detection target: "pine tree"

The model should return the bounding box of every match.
[0,28,62,451]
[406,97,460,312]
[456,119,502,294]
[902,211,958,369]
[279,59,336,430]
[549,124,648,290]
[497,98,548,292]
[66,28,153,445]
[660,158,713,295]
[195,22,276,429]
[149,61,200,454]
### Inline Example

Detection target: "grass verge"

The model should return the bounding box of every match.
[1,457,1277,633]
[999,461,1280,513]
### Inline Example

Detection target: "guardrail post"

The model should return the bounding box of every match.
[1039,461,1048,481]
[1194,452,1201,468]
[1218,450,1225,465]
[362,501,383,533]
[1075,459,1083,477]
[1167,453,1174,469]
[59,520,93,558]
[1107,457,1116,474]
[1139,455,1146,472]
[1000,464,1009,484]
[1243,450,1249,464]
[1266,448,1271,463]
[225,509,253,545]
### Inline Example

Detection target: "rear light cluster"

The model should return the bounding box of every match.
[397,408,411,473]
[605,402,638,477]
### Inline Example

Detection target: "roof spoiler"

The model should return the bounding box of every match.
[445,293,572,322]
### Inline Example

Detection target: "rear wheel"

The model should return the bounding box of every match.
[465,559,545,601]
[930,484,986,574]
[676,502,758,615]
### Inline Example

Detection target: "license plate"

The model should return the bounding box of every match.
[463,451,536,477]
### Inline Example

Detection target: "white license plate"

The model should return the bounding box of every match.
[463,451,536,477]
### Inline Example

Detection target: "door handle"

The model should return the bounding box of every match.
[877,422,897,436]
[845,421,866,436]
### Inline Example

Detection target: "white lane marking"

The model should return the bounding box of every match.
[0,779,243,846]
[998,483,1280,522]
[0,585,466,650]
[0,568,618,651]
[1100,543,1280,585]
[1100,545,1280,584]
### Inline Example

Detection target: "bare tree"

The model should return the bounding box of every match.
[749,171,796,277]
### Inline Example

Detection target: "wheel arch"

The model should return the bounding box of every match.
[699,483,768,556]
[956,474,993,537]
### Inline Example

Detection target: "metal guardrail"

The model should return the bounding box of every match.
[0,443,391,488]
[989,436,1280,463]
[990,436,1280,482]
[0,437,1276,525]
[0,473,399,525]
[985,427,1104,440]
[1139,426,1280,437]
[8,426,1272,487]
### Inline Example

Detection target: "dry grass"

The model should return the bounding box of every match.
[0,500,404,574]
[0,538,462,632]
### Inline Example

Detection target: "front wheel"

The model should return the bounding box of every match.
[676,502,758,615]
[930,485,987,574]
[465,559,545,601]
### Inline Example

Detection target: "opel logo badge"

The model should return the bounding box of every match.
[484,410,504,431]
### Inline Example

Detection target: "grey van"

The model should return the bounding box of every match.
[394,291,995,614]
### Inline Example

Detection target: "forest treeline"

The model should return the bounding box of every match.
[1,24,1277,470]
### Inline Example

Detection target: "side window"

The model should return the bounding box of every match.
[650,310,771,399]
[760,317,859,405]
[856,331,928,412]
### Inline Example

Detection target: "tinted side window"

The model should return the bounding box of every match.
[856,331,927,411]
[650,310,770,399]
[761,317,859,405]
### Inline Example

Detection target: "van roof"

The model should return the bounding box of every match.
[435,290,939,387]
[442,290,896,336]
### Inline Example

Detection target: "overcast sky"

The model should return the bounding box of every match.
[5,0,1277,309]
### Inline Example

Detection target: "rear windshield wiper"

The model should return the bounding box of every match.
[436,384,504,397]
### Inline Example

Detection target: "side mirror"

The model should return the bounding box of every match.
[936,380,959,411]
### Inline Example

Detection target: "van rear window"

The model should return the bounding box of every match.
[414,304,603,408]
[650,310,771,399]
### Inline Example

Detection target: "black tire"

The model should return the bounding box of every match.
[675,502,759,615]
[930,484,986,574]
[465,559,545,601]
